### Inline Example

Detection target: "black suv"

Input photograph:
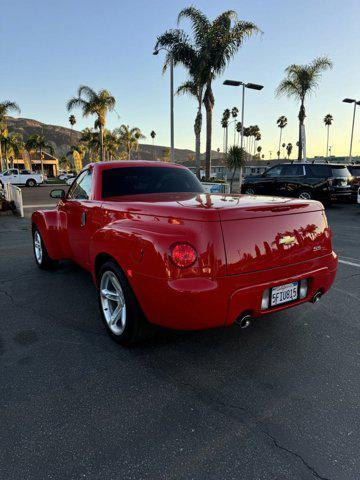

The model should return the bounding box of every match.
[242,163,353,203]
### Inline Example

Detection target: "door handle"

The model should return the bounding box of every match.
[81,211,86,226]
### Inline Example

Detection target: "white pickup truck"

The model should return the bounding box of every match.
[0,169,44,187]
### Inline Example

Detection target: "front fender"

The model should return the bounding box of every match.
[31,209,65,260]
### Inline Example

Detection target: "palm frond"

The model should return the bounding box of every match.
[177,7,210,44]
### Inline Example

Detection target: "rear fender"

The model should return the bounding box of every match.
[89,217,227,284]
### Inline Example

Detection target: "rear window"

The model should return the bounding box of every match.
[102,166,204,198]
[306,165,331,177]
[330,166,352,178]
[348,166,360,176]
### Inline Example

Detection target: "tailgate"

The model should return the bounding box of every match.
[220,208,332,275]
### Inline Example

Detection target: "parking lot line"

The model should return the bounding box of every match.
[23,204,56,208]
[339,259,360,268]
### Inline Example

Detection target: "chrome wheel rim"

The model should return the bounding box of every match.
[100,271,126,335]
[299,192,311,200]
[34,231,43,264]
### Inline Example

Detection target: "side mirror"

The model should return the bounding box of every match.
[50,188,65,199]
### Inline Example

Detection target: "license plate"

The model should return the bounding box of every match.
[271,282,299,307]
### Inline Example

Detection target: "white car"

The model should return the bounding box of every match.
[66,176,76,186]
[0,168,44,187]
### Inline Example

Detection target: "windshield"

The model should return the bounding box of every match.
[331,166,351,178]
[102,166,204,198]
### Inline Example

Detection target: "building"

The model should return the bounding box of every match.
[12,151,59,177]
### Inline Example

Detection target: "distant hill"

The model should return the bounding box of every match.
[5,116,224,165]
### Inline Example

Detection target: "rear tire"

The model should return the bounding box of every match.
[298,190,312,200]
[26,179,37,187]
[32,227,58,270]
[98,260,153,346]
[244,187,255,195]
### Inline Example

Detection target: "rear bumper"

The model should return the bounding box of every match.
[131,252,338,330]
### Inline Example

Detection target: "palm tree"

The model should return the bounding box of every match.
[256,145,262,158]
[157,8,260,179]
[115,125,145,160]
[235,121,242,146]
[226,145,246,192]
[276,116,287,159]
[276,56,333,160]
[154,29,205,177]
[67,144,87,173]
[323,114,333,158]
[25,134,54,174]
[150,130,156,160]
[67,86,116,162]
[176,79,204,175]
[1,133,24,169]
[221,109,231,154]
[0,100,21,171]
[231,107,239,145]
[104,130,120,161]
[286,142,293,159]
[60,156,72,172]
[68,114,76,146]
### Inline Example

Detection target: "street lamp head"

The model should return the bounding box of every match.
[246,83,264,91]
[223,79,242,87]
[343,98,356,103]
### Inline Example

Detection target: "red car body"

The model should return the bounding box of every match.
[32,161,337,331]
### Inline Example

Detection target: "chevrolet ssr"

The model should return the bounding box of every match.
[32,161,338,345]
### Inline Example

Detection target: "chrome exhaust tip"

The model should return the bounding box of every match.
[236,314,252,329]
[312,291,322,304]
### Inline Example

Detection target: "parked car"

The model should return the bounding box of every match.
[66,176,76,186]
[58,172,76,181]
[0,168,44,187]
[31,161,337,345]
[242,163,353,204]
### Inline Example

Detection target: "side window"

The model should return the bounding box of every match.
[265,165,283,177]
[306,165,331,178]
[67,170,92,200]
[282,165,304,176]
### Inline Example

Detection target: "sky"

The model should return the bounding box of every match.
[1,0,360,159]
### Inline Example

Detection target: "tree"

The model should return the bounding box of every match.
[176,79,204,175]
[286,142,293,159]
[80,128,100,161]
[67,86,116,162]
[150,130,156,160]
[1,132,24,169]
[67,144,87,173]
[276,56,333,161]
[25,134,54,174]
[60,156,72,172]
[276,116,287,159]
[154,28,205,177]
[221,109,231,154]
[68,114,76,146]
[115,125,145,160]
[226,145,246,193]
[231,107,239,145]
[158,8,259,179]
[0,100,21,171]
[104,130,120,161]
[323,114,333,158]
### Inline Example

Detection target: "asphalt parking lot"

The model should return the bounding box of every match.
[0,201,359,480]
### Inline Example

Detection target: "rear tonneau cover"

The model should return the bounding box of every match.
[219,200,332,275]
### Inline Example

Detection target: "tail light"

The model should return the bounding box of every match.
[170,242,197,268]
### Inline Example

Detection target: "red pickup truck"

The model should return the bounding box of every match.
[32,161,338,345]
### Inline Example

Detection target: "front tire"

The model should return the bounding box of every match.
[244,187,255,195]
[98,261,152,346]
[32,228,58,269]
[26,179,37,187]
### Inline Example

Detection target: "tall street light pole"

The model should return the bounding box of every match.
[223,80,263,152]
[153,48,175,163]
[223,80,263,191]
[343,98,360,162]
